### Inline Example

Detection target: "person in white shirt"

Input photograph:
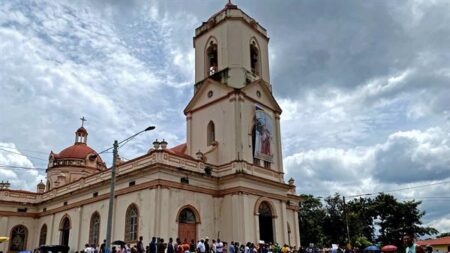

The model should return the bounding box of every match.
[197,239,206,253]
[216,240,223,253]
[84,244,94,253]
[212,240,217,253]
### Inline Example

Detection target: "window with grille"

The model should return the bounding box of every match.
[179,208,196,224]
[39,224,47,246]
[89,212,101,246]
[125,204,139,241]
[9,225,28,251]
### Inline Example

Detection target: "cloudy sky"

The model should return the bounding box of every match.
[1,0,450,234]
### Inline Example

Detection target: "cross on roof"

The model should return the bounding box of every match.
[80,116,87,127]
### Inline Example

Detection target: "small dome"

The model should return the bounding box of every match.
[55,143,103,163]
[37,180,45,188]
[76,126,88,135]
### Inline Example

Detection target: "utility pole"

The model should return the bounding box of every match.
[343,196,350,246]
[105,140,119,253]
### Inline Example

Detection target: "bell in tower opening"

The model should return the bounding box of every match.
[207,40,218,76]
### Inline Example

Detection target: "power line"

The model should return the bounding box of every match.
[0,144,49,155]
[0,148,47,161]
[0,164,47,170]
[345,180,450,198]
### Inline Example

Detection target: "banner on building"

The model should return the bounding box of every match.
[254,106,273,162]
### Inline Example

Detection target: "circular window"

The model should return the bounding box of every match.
[207,90,213,98]
[256,90,261,98]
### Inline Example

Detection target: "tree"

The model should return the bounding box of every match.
[373,193,438,248]
[347,197,376,243]
[298,193,437,248]
[298,194,327,247]
[437,232,450,238]
[322,194,347,245]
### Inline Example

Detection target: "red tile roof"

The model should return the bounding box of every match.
[167,143,194,160]
[170,143,187,154]
[54,143,103,163]
[416,236,450,246]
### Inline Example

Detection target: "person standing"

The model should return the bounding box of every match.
[216,240,223,253]
[197,239,206,253]
[229,242,235,253]
[158,239,166,253]
[212,240,217,253]
[85,244,93,253]
[100,240,106,253]
[205,238,210,253]
[182,240,190,253]
[150,237,157,253]
[176,239,184,253]
[137,237,145,253]
[403,234,425,253]
[168,238,175,253]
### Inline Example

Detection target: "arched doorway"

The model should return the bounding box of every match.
[178,208,197,243]
[60,216,71,246]
[258,201,274,243]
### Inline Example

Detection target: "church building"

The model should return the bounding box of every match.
[0,3,301,252]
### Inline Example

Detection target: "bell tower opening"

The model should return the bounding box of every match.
[75,116,88,144]
[206,40,218,76]
[250,40,261,76]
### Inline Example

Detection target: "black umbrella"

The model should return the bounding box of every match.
[112,240,126,246]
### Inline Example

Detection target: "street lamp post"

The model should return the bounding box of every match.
[104,126,155,253]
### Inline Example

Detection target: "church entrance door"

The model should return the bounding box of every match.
[178,208,197,242]
[258,202,274,243]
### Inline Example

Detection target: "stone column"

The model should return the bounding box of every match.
[294,210,301,247]
[77,206,84,250]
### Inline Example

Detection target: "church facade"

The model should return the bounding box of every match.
[0,3,301,253]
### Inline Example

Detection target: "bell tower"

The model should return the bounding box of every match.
[193,2,271,89]
[185,3,283,176]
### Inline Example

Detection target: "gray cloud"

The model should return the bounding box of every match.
[1,0,450,236]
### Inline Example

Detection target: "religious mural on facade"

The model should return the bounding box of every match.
[254,106,273,162]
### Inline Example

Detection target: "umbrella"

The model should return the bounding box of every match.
[0,237,9,243]
[364,246,381,252]
[382,245,398,252]
[112,240,126,246]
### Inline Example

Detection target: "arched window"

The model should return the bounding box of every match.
[179,208,196,224]
[259,202,272,217]
[9,225,28,252]
[206,40,218,76]
[207,121,215,146]
[60,216,71,246]
[39,224,47,246]
[89,212,101,246]
[250,40,261,75]
[125,204,139,242]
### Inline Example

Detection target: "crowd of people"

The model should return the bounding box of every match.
[81,237,297,253]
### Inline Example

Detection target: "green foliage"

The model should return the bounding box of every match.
[298,193,438,248]
[298,194,326,247]
[437,232,450,238]
[353,236,372,249]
